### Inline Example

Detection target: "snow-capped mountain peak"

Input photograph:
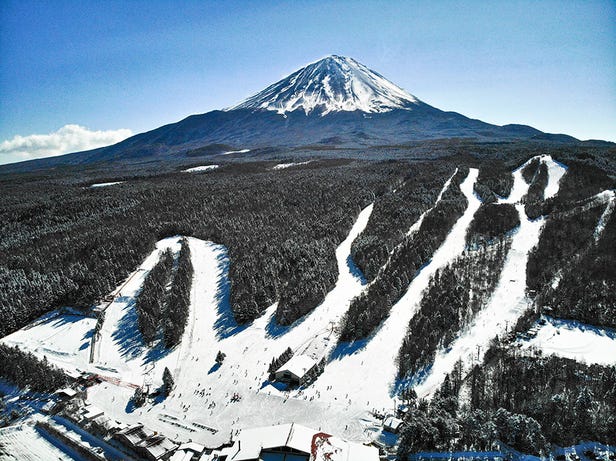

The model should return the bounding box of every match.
[228,55,421,116]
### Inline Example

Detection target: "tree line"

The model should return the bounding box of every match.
[396,237,511,379]
[134,239,193,348]
[0,344,69,392]
[396,344,616,458]
[0,160,406,337]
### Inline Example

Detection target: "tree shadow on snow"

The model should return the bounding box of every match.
[391,365,432,398]
[111,298,146,361]
[265,314,290,339]
[143,340,174,364]
[329,338,370,361]
[208,363,221,374]
[346,254,367,284]
[213,251,248,340]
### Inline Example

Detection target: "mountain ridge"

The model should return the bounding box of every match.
[0,55,597,173]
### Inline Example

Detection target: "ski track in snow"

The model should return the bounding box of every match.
[593,190,615,241]
[307,168,480,412]
[405,168,458,237]
[415,155,567,398]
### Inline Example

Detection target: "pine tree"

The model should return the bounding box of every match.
[132,387,145,407]
[162,367,174,396]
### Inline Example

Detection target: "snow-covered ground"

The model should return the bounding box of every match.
[89,181,124,188]
[0,424,77,461]
[2,311,95,372]
[183,165,219,173]
[2,205,387,446]
[2,155,597,450]
[518,317,616,366]
[272,160,313,170]
[415,156,567,398]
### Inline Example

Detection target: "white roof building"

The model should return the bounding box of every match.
[274,355,317,383]
[206,423,378,461]
[55,387,77,399]
[383,416,404,434]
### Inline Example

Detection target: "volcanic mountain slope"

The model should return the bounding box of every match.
[1,55,580,172]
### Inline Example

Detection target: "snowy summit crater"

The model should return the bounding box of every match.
[228,55,420,116]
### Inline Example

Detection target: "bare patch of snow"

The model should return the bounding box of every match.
[220,149,250,155]
[89,181,124,188]
[183,165,219,173]
[272,160,313,170]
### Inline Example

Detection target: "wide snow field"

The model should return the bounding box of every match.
[2,311,95,372]
[0,424,77,461]
[518,317,616,366]
[2,155,603,449]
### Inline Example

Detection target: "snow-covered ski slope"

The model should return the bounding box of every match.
[4,155,615,447]
[415,155,567,398]
[307,169,481,410]
[517,317,616,366]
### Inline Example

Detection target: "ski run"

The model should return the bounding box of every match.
[3,155,615,449]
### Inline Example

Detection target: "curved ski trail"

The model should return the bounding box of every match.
[415,155,567,398]
[306,168,481,412]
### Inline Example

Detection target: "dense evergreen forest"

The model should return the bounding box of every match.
[0,344,69,392]
[396,237,511,378]
[397,345,616,458]
[135,248,174,344]
[133,239,193,347]
[350,162,456,281]
[1,141,615,453]
[0,159,409,337]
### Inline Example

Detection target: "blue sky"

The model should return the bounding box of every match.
[0,0,614,163]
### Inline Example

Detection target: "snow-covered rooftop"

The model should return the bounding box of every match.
[209,423,378,461]
[383,416,403,432]
[275,355,317,379]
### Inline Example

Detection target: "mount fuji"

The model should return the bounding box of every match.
[3,55,579,170]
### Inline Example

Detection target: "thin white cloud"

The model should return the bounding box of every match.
[0,124,133,165]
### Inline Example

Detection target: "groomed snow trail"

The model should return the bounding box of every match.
[415,155,567,398]
[594,190,615,241]
[405,168,458,237]
[94,237,182,383]
[307,169,481,414]
[517,317,616,366]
